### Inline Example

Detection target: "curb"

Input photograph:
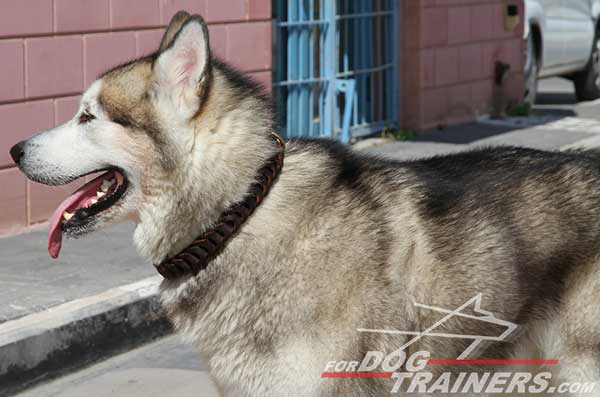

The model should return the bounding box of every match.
[0,276,171,396]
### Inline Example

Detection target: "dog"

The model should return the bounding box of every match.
[9,11,600,396]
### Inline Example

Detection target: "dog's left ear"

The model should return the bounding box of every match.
[153,16,210,119]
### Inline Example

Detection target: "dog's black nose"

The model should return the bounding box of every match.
[9,142,25,165]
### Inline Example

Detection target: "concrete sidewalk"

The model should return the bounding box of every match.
[361,115,600,160]
[4,114,600,396]
[0,223,151,324]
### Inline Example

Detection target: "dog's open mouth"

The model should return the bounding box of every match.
[48,169,128,259]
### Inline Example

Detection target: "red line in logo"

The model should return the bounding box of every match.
[321,359,560,378]
[427,359,559,365]
[321,372,393,379]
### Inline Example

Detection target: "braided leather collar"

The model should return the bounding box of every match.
[154,133,285,279]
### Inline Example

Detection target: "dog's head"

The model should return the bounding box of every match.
[9,12,220,259]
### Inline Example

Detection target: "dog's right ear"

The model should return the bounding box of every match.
[158,11,191,52]
[153,16,211,120]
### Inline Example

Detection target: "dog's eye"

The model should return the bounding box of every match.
[79,111,95,124]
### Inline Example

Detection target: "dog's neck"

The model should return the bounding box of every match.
[154,133,284,278]
[132,68,277,264]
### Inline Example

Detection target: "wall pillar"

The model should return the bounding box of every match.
[399,0,525,132]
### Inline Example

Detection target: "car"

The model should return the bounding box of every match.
[525,0,600,104]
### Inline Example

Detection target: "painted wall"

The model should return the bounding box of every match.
[0,0,271,234]
[401,0,525,131]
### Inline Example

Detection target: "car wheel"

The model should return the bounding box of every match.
[524,34,538,106]
[574,31,600,101]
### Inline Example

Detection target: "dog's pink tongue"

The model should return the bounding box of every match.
[48,191,85,259]
[48,185,99,259]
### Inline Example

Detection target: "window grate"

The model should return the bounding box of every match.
[273,0,398,143]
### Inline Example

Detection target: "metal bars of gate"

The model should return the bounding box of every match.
[273,0,398,143]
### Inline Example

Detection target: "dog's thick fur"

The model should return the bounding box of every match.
[12,12,600,396]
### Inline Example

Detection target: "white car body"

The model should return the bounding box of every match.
[525,0,598,77]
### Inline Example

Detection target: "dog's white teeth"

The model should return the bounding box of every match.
[96,191,106,198]
[63,212,73,221]
[91,198,98,205]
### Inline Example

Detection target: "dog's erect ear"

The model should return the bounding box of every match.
[153,16,211,119]
[158,11,191,52]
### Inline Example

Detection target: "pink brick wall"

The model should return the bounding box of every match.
[401,0,525,131]
[0,0,271,234]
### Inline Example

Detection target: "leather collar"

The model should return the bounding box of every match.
[154,133,285,279]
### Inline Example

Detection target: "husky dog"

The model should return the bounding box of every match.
[9,11,600,396]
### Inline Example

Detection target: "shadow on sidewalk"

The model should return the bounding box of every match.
[414,123,518,145]
[414,92,578,146]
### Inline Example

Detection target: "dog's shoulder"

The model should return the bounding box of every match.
[285,138,396,189]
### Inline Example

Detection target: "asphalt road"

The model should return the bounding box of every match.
[536,77,600,120]
[17,335,218,397]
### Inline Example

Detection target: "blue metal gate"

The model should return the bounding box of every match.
[273,0,398,143]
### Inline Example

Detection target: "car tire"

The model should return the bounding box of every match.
[574,31,600,101]
[524,34,538,107]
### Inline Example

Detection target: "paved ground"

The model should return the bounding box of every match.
[8,77,600,396]
[0,223,152,323]
[535,77,600,120]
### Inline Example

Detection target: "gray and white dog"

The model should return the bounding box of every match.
[9,11,600,396]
